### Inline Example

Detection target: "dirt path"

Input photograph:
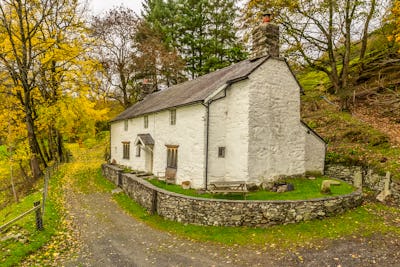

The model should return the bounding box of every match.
[63,183,400,267]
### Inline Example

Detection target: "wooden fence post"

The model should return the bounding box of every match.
[150,190,158,215]
[34,201,43,231]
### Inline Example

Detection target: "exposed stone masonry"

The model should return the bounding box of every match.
[102,164,363,227]
[252,22,280,58]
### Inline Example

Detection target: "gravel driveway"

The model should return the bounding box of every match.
[63,186,400,267]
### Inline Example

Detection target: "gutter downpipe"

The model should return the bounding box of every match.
[203,101,210,190]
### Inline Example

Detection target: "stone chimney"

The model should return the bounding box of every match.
[251,13,279,58]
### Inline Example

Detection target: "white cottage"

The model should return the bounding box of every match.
[109,16,326,189]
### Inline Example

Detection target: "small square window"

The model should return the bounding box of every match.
[218,147,225,158]
[124,120,128,131]
[170,109,176,125]
[144,115,148,128]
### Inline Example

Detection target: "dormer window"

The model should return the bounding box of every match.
[170,109,176,125]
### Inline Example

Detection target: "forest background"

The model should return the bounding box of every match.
[0,0,399,209]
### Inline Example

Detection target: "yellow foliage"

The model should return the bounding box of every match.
[0,0,109,176]
[392,0,400,52]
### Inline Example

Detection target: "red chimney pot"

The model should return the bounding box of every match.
[263,13,271,23]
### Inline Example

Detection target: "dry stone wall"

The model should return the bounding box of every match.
[102,164,362,227]
[325,164,400,204]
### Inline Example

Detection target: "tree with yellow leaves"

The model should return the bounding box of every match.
[0,0,107,185]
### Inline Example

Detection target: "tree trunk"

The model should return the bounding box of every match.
[359,0,376,72]
[25,106,43,179]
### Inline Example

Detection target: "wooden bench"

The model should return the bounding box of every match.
[208,181,248,198]
[157,167,177,184]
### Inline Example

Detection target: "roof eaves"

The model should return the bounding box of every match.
[283,58,305,95]
[300,120,327,144]
[110,100,204,123]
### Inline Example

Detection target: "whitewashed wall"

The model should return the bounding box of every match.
[110,58,326,188]
[110,104,207,188]
[208,80,250,182]
[302,124,326,173]
[248,59,306,182]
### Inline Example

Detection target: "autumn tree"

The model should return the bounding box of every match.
[134,21,186,90]
[91,7,140,108]
[0,0,106,182]
[92,6,186,108]
[244,0,388,110]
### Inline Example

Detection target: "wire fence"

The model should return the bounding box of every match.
[0,162,59,232]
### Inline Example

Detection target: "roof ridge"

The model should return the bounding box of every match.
[111,56,269,122]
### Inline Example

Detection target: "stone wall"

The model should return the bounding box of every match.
[325,164,400,203]
[103,164,363,227]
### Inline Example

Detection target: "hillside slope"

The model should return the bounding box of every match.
[299,26,400,180]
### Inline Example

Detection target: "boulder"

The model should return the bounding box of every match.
[321,180,332,194]
[247,183,259,192]
[277,185,288,193]
[321,179,341,194]
[111,188,123,195]
[286,183,295,191]
[261,181,275,191]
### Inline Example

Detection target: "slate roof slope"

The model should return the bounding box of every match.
[111,56,269,122]
[137,134,155,146]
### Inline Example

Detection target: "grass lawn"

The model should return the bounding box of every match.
[146,177,355,200]
[0,181,61,267]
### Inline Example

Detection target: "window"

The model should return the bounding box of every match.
[122,142,130,159]
[218,147,225,158]
[144,115,148,128]
[136,145,141,157]
[170,109,176,125]
[124,120,128,131]
[166,145,178,168]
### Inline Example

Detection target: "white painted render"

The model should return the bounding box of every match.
[110,104,207,188]
[207,80,250,182]
[302,124,326,173]
[110,58,326,188]
[248,59,306,182]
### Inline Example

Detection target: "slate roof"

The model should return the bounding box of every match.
[111,56,270,122]
[137,134,155,146]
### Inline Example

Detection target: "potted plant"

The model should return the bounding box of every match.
[182,181,191,189]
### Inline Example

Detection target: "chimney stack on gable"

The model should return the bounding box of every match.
[251,13,279,58]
